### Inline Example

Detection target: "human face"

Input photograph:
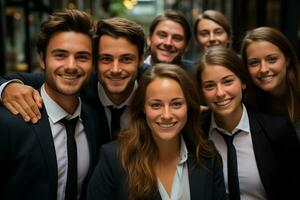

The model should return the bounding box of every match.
[144,77,187,144]
[147,20,187,65]
[196,19,230,51]
[97,35,140,103]
[201,65,244,121]
[246,41,288,97]
[41,31,92,101]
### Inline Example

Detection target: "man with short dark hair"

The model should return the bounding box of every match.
[0,9,107,200]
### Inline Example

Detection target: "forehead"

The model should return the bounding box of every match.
[98,35,138,55]
[201,64,235,81]
[246,40,283,57]
[47,31,92,52]
[198,19,224,31]
[146,77,184,98]
[154,20,185,36]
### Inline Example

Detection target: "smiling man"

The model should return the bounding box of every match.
[145,10,195,78]
[0,17,145,140]
[0,9,107,200]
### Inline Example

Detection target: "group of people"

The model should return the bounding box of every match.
[0,8,299,200]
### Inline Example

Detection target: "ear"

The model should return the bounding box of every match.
[242,83,246,90]
[39,52,46,71]
[146,34,151,47]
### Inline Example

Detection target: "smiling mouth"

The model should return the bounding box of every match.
[258,75,274,83]
[215,99,231,107]
[60,74,80,80]
[157,122,177,128]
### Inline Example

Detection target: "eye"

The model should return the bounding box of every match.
[98,55,113,64]
[199,31,209,37]
[76,54,90,62]
[202,82,215,91]
[247,59,260,67]
[120,55,135,64]
[223,78,234,86]
[173,35,184,42]
[150,102,161,110]
[171,101,183,109]
[157,31,167,39]
[214,29,224,36]
[53,52,67,60]
[266,55,279,64]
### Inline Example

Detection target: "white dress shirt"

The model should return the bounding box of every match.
[41,84,90,200]
[209,104,267,200]
[158,136,190,200]
[97,81,138,135]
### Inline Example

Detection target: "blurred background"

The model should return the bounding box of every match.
[0,0,299,74]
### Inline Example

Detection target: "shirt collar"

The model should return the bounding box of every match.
[97,81,138,109]
[144,55,151,65]
[209,104,250,136]
[41,84,81,123]
[178,135,188,165]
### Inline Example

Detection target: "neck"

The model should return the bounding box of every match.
[214,104,243,132]
[156,137,181,163]
[44,84,79,115]
[104,83,134,106]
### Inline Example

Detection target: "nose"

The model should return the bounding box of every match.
[216,84,225,97]
[161,106,171,119]
[111,59,121,73]
[209,33,216,42]
[259,60,269,73]
[65,56,77,71]
[164,36,172,46]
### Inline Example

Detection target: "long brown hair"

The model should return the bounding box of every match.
[118,63,217,200]
[241,27,300,122]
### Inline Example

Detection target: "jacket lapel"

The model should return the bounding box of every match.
[33,106,58,199]
[247,109,277,198]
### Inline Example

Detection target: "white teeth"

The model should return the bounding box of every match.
[259,75,273,82]
[215,99,231,106]
[158,123,175,128]
[62,75,77,80]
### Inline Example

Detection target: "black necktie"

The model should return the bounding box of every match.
[108,106,126,140]
[217,129,241,200]
[60,117,79,200]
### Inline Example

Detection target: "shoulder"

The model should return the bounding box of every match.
[248,108,293,132]
[98,141,124,174]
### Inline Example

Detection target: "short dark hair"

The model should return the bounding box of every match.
[37,9,94,57]
[149,9,191,45]
[95,17,145,59]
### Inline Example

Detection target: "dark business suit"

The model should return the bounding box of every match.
[87,141,227,200]
[0,100,108,200]
[203,108,300,200]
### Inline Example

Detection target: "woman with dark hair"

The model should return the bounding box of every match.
[88,64,226,200]
[194,10,231,51]
[240,27,300,139]
[197,47,300,200]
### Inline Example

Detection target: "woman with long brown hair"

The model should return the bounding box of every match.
[240,27,300,139]
[87,63,226,200]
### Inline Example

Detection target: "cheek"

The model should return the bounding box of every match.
[202,90,215,102]
[248,68,258,79]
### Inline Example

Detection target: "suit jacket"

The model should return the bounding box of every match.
[87,141,227,200]
[0,100,108,200]
[202,108,300,200]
